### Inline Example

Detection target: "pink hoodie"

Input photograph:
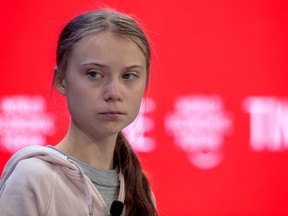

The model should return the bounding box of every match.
[0,145,126,216]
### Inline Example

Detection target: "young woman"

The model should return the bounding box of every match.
[0,9,158,216]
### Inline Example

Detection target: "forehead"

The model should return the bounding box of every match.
[69,31,146,65]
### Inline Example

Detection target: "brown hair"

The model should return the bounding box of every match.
[55,9,150,85]
[54,9,157,216]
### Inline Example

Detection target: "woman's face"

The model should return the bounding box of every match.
[58,32,147,140]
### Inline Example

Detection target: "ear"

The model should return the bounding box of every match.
[53,66,66,95]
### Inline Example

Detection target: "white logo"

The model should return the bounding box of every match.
[243,97,288,151]
[124,98,156,152]
[165,95,233,169]
[0,95,56,153]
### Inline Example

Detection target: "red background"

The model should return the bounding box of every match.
[1,0,288,215]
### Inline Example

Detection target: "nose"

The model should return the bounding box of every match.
[103,79,123,102]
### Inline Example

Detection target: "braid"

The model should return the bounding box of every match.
[114,132,157,216]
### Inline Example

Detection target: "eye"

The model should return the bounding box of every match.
[122,73,138,80]
[87,71,103,79]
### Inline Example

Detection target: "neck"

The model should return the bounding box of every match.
[55,124,118,170]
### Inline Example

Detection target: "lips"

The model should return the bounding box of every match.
[98,111,126,118]
[99,111,125,115]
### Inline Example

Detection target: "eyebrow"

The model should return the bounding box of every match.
[81,62,145,70]
[81,62,108,69]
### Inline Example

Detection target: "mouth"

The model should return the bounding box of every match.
[98,111,126,118]
[99,111,125,115]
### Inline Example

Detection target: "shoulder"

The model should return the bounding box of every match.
[15,157,56,178]
[0,152,62,215]
[1,145,70,188]
[2,145,70,180]
[4,157,56,192]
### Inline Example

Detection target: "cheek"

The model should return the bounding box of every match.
[65,84,96,114]
[129,91,145,116]
[66,86,84,107]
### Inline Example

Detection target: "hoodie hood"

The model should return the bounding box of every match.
[1,145,76,185]
[0,145,125,216]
